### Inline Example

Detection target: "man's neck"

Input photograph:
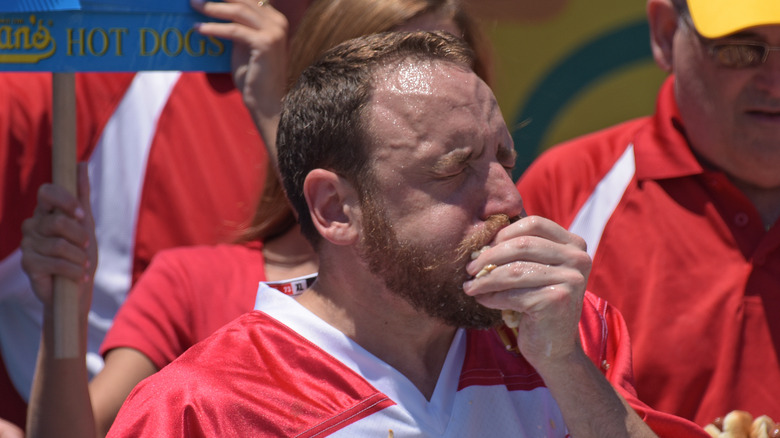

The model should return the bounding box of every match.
[691,150,780,230]
[295,271,457,400]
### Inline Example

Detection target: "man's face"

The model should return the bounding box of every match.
[672,21,780,187]
[356,61,523,328]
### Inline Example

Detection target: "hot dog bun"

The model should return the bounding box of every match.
[704,411,778,438]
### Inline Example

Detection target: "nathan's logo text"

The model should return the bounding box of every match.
[0,15,56,63]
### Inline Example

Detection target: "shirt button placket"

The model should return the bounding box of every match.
[734,213,749,228]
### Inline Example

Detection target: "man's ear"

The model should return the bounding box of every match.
[647,0,679,72]
[303,169,360,246]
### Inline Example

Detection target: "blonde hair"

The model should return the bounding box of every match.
[289,0,493,87]
[237,0,493,244]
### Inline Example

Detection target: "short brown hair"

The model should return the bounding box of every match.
[236,0,493,245]
[277,30,475,245]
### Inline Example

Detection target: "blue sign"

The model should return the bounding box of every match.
[0,0,231,71]
[2,0,205,14]
[2,0,81,13]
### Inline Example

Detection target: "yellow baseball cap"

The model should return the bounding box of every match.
[687,0,780,38]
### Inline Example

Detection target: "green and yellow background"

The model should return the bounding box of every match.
[474,0,669,178]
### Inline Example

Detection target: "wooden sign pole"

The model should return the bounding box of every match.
[51,72,79,359]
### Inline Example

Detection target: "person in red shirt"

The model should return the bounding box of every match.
[16,1,495,437]
[0,68,268,438]
[517,0,780,427]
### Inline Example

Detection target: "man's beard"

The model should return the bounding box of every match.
[358,198,510,329]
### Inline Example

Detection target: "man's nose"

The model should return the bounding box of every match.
[482,163,524,220]
[757,47,780,94]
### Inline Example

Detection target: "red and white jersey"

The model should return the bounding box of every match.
[0,72,266,412]
[108,284,708,437]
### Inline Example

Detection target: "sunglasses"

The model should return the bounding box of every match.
[679,13,780,68]
[706,41,780,68]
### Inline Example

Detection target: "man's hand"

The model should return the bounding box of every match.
[463,215,591,368]
[464,216,661,437]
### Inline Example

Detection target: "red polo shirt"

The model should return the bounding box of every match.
[517,77,780,426]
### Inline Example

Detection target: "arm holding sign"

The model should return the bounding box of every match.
[22,166,160,438]
[22,164,100,438]
[192,0,290,165]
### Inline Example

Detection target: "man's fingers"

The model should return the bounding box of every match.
[470,281,581,313]
[463,262,587,296]
[465,235,591,280]
[494,215,587,250]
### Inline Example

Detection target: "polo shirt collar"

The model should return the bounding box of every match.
[633,76,705,181]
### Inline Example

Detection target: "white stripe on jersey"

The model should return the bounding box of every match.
[86,71,181,378]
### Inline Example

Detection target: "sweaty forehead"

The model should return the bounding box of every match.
[367,60,498,138]
[372,60,484,105]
